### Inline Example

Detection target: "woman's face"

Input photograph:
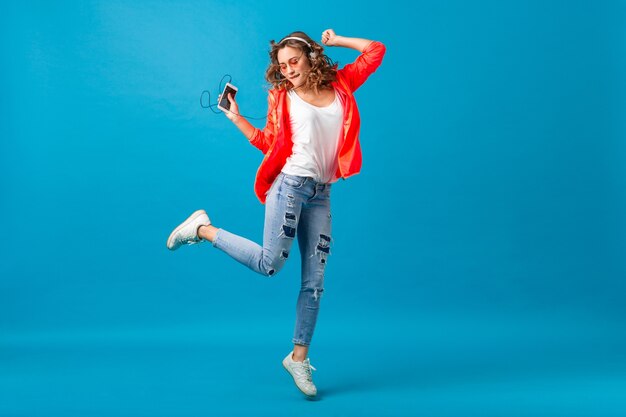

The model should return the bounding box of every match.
[277,45,311,89]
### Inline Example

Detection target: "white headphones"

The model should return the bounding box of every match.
[280,36,318,59]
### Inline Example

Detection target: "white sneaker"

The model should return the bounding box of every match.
[166,209,210,250]
[282,351,317,397]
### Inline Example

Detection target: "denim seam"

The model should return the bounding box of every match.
[292,339,310,346]
[211,228,222,248]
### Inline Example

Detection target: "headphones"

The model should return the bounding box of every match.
[274,36,319,81]
[279,36,318,59]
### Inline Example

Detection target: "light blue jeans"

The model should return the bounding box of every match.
[212,173,332,346]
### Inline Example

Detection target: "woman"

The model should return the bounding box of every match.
[167,29,385,397]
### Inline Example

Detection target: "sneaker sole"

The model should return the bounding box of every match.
[166,209,208,250]
[282,360,317,397]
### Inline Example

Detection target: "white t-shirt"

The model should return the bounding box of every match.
[282,89,344,184]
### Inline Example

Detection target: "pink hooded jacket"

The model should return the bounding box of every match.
[249,40,386,203]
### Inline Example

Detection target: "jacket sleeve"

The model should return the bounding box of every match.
[338,40,386,92]
[248,92,277,154]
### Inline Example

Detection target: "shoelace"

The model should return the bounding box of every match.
[183,237,201,245]
[295,359,317,382]
[180,231,202,245]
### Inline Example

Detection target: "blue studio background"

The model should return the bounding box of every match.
[1,1,625,416]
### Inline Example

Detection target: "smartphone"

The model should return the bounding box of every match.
[217,82,238,112]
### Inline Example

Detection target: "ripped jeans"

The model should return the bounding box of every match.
[212,173,332,346]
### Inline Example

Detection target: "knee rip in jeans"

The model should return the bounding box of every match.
[279,212,297,239]
[287,194,295,208]
[279,250,289,260]
[311,234,331,264]
[313,287,324,302]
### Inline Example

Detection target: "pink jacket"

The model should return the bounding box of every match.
[249,40,386,203]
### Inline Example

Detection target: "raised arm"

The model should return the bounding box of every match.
[322,29,373,53]
[322,29,386,92]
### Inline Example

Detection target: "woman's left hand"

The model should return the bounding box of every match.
[321,29,339,46]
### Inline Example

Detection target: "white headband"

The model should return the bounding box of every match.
[280,36,312,49]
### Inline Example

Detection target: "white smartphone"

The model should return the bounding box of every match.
[217,82,238,112]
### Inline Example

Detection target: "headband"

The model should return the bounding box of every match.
[280,36,312,49]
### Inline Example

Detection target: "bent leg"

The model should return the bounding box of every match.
[211,176,303,277]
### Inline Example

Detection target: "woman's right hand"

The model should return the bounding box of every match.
[321,29,339,46]
[219,93,240,122]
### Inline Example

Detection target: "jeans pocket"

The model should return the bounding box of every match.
[266,175,281,196]
[282,174,306,189]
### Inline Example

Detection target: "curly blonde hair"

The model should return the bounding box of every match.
[264,31,338,93]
